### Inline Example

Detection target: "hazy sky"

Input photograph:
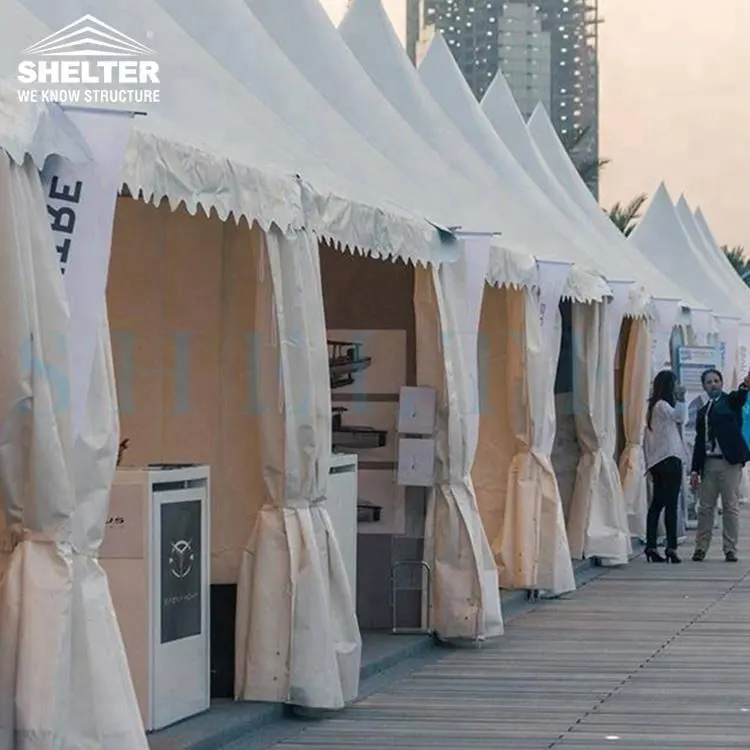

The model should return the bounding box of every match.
[322,0,749,250]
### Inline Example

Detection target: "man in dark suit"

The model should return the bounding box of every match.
[690,368,750,562]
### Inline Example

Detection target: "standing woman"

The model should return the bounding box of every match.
[643,370,687,563]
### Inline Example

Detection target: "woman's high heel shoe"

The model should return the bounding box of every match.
[645,548,666,563]
[665,549,682,564]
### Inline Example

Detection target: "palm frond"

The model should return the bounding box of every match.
[576,157,611,190]
[607,194,648,237]
[722,244,750,284]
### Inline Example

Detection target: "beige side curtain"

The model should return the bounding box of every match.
[0,155,146,749]
[474,286,574,594]
[473,286,523,587]
[235,227,360,709]
[520,293,576,594]
[414,262,503,642]
[567,301,631,564]
[619,317,652,540]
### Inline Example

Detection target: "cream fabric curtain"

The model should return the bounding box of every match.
[567,300,631,564]
[0,155,146,749]
[474,286,524,587]
[474,283,574,595]
[235,227,360,709]
[414,256,503,642]
[619,317,652,540]
[523,292,576,595]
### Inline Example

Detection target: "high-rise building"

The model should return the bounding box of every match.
[535,0,600,195]
[413,0,600,193]
[496,3,551,119]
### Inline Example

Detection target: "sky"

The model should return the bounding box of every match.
[321,0,749,250]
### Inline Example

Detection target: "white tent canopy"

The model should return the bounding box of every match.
[153,0,460,267]
[677,199,750,388]
[340,8,612,303]
[1,0,453,265]
[249,0,613,301]
[676,197,750,311]
[412,39,645,314]
[0,81,90,167]
[694,207,723,254]
[631,185,746,322]
[247,0,533,289]
[346,10,616,300]
[524,103,708,315]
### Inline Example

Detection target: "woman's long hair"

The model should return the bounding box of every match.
[647,369,678,430]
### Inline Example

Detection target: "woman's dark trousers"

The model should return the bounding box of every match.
[647,456,683,549]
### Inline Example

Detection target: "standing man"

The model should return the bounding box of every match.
[690,368,750,562]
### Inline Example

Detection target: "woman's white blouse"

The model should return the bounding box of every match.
[644,400,687,471]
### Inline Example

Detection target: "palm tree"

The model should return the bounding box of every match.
[560,125,610,193]
[722,245,750,284]
[607,194,648,237]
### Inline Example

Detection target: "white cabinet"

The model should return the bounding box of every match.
[328,454,358,602]
[100,465,210,731]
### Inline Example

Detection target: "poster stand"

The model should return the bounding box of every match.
[676,346,720,532]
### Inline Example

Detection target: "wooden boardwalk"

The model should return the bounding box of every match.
[263,518,750,750]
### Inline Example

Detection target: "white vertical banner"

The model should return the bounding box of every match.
[715,316,741,387]
[454,233,492,455]
[459,234,492,336]
[41,107,135,439]
[650,298,680,377]
[606,281,633,353]
[537,260,572,337]
[690,308,713,346]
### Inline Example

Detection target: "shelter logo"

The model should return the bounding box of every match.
[17,14,160,105]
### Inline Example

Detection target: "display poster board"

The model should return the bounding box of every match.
[677,346,720,528]
[160,500,203,644]
[398,386,436,435]
[397,438,436,487]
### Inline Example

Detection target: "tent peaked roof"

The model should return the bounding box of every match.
[339,4,614,297]
[525,104,702,310]
[694,207,722,251]
[248,0,482,231]
[675,196,750,304]
[152,0,450,265]
[5,0,319,231]
[675,196,709,251]
[339,0,475,163]
[419,33,569,200]
[248,0,557,287]
[483,76,632,271]
[480,72,560,199]
[631,184,742,319]
[526,104,608,225]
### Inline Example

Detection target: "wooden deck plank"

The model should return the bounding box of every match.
[255,509,750,750]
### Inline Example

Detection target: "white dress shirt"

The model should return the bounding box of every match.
[703,396,723,458]
[644,399,687,471]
